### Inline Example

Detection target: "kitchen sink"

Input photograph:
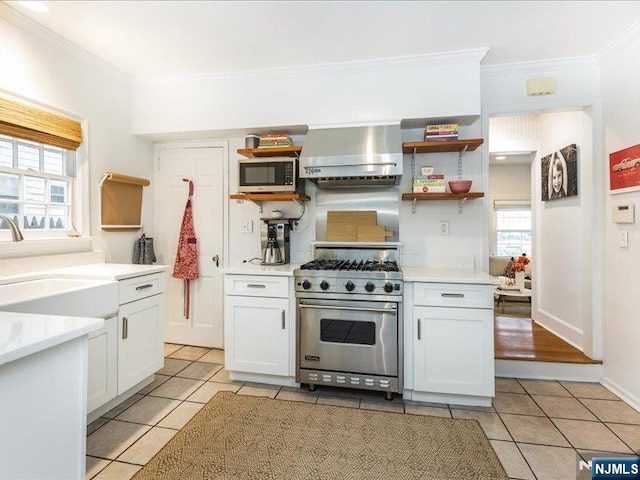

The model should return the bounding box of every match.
[0,277,119,319]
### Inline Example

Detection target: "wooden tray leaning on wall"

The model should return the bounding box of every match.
[100,172,150,232]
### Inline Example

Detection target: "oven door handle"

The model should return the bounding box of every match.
[299,304,397,313]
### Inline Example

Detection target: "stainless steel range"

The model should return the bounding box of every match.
[295,243,403,400]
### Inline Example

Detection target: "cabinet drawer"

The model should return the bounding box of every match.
[225,275,290,298]
[119,273,165,305]
[413,282,493,309]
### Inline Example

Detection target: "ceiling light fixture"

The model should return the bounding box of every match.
[495,155,507,160]
[17,1,49,12]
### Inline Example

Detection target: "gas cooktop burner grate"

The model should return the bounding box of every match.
[300,259,399,272]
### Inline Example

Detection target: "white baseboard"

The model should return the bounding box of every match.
[228,371,298,387]
[404,389,492,407]
[496,360,603,381]
[601,376,640,414]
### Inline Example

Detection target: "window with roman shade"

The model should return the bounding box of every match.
[0,97,83,236]
[493,199,532,257]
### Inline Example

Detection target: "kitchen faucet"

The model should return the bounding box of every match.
[0,214,24,242]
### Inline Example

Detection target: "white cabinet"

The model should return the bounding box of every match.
[225,296,289,375]
[224,274,293,382]
[117,274,165,394]
[409,281,495,406]
[87,316,118,412]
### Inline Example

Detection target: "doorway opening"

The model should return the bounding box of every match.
[487,111,600,365]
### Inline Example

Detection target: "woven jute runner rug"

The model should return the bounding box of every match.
[132,391,508,480]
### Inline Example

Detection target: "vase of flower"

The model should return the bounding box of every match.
[512,253,530,291]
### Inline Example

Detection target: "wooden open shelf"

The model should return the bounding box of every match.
[402,138,484,154]
[230,192,309,214]
[237,146,302,158]
[402,192,484,201]
[230,193,309,202]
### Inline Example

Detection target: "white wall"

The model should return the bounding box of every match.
[489,163,532,198]
[399,124,484,268]
[535,110,594,350]
[599,22,640,410]
[132,49,487,138]
[0,6,154,264]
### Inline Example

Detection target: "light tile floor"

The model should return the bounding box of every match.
[85,344,640,480]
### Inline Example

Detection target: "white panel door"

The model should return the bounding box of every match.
[413,306,494,397]
[155,143,226,348]
[224,295,289,376]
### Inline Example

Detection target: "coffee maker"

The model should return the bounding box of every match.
[261,221,291,265]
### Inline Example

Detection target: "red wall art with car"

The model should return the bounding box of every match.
[609,143,640,193]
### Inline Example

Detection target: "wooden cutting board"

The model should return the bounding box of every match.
[327,210,377,226]
[326,224,358,241]
[356,225,393,242]
[326,211,377,241]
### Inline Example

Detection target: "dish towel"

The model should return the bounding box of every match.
[172,179,199,319]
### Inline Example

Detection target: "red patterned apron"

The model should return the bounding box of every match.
[172,179,199,319]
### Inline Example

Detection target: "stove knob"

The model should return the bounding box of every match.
[320,280,330,290]
[365,282,375,292]
[301,280,311,290]
[383,282,394,293]
[345,281,355,292]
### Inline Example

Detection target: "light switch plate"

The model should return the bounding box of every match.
[242,221,253,234]
[620,231,628,248]
[440,221,449,235]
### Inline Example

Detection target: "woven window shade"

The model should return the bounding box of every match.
[0,97,83,150]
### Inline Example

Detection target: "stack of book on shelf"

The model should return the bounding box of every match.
[424,123,458,141]
[258,134,293,148]
[413,174,445,193]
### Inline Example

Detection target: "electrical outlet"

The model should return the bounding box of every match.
[440,221,449,235]
[620,230,628,248]
[241,221,253,234]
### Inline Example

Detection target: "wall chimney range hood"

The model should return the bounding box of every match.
[299,124,403,188]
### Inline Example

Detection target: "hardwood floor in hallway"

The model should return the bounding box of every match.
[494,313,601,364]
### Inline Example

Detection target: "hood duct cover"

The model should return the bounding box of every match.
[299,124,403,188]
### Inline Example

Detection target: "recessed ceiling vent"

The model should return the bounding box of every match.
[527,77,555,96]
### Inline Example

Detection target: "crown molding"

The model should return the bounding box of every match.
[0,2,131,83]
[598,18,640,64]
[481,56,597,78]
[135,47,490,85]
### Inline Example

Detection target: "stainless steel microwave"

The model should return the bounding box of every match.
[238,157,300,193]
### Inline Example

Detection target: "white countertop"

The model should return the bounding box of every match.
[222,263,300,276]
[402,267,498,285]
[0,263,168,286]
[0,312,103,366]
[49,263,169,280]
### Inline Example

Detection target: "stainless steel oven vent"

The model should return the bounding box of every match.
[300,124,403,188]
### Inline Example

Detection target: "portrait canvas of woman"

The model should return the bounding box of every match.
[541,144,578,201]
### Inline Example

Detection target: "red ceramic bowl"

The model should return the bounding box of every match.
[448,180,472,193]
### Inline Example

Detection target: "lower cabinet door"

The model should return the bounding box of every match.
[413,306,494,396]
[118,294,165,394]
[224,295,289,376]
[87,316,118,413]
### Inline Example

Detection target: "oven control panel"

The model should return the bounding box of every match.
[295,277,402,296]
